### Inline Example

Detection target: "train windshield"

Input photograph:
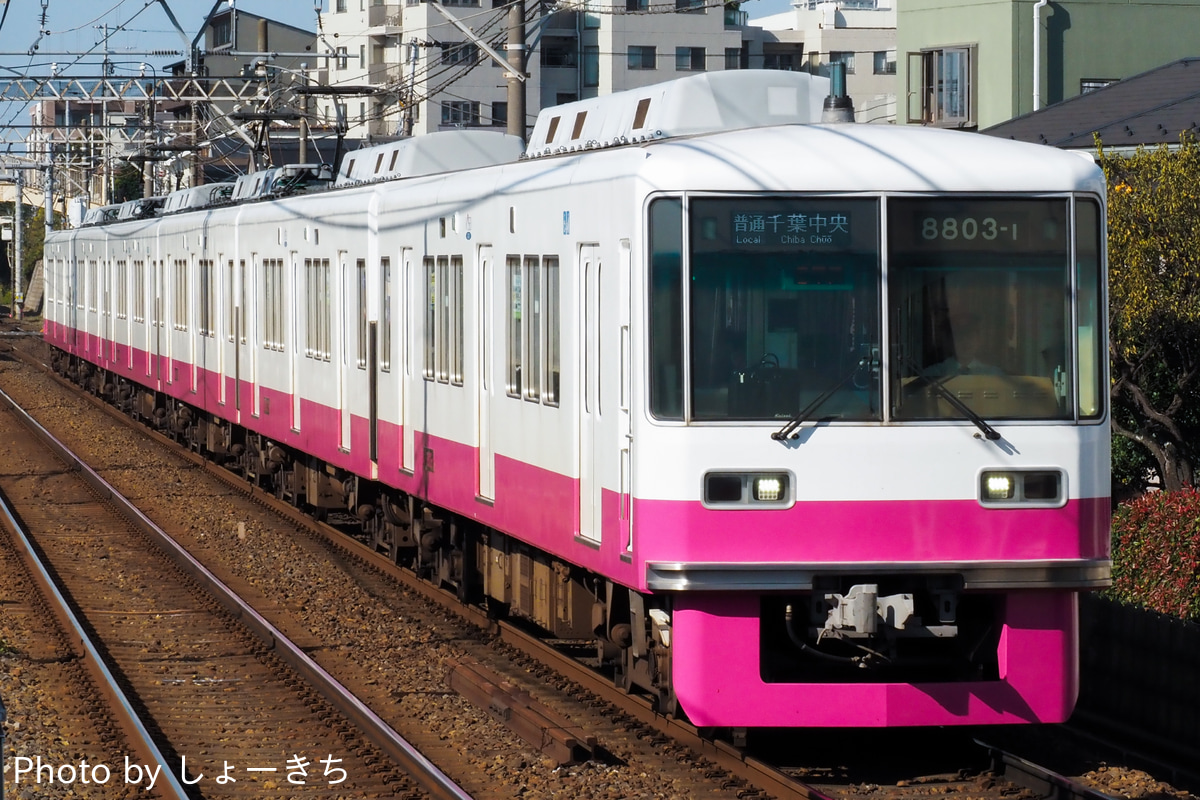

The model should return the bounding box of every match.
[685,197,882,422]
[888,198,1073,421]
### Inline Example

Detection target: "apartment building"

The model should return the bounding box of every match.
[752,0,897,124]
[316,0,771,140]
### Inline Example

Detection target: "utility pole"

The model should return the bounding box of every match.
[299,64,309,164]
[506,0,526,142]
[14,169,23,320]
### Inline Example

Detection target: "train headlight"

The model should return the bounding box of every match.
[754,476,784,502]
[979,470,1064,507]
[983,473,1014,500]
[703,472,792,507]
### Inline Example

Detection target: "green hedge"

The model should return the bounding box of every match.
[1109,488,1200,621]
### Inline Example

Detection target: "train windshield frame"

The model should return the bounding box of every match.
[647,193,1105,425]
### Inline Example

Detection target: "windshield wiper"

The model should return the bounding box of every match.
[771,361,865,441]
[899,355,1002,441]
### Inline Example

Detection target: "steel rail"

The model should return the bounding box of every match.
[0,389,192,800]
[0,384,474,800]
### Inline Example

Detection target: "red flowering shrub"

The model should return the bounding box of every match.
[1108,488,1200,620]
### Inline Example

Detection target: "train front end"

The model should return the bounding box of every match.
[633,145,1110,727]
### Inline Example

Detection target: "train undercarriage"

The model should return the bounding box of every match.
[52,352,679,716]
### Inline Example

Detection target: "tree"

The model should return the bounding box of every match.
[112,161,144,204]
[1098,135,1200,491]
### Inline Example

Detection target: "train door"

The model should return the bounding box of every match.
[291,252,302,430]
[153,259,164,388]
[477,244,495,500]
[102,258,112,362]
[339,251,352,450]
[618,239,633,554]
[401,247,415,470]
[578,243,602,544]
[247,255,260,418]
[218,256,228,406]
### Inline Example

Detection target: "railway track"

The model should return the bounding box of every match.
[0,383,462,799]
[1,335,1193,800]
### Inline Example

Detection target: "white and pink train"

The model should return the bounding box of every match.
[43,70,1111,728]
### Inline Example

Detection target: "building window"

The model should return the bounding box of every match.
[337,0,347,10]
[541,40,577,68]
[492,101,508,127]
[336,46,348,70]
[628,45,656,70]
[442,100,479,126]
[626,0,649,10]
[873,50,896,75]
[442,42,480,65]
[1080,78,1115,94]
[583,45,599,87]
[212,17,232,48]
[907,45,976,128]
[675,0,705,11]
[830,51,856,75]
[763,52,795,71]
[725,47,741,70]
[675,47,706,71]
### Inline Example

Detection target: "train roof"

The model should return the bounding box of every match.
[523,70,830,159]
[335,130,524,186]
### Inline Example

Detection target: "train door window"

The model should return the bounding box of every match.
[451,255,464,386]
[380,257,392,372]
[648,197,684,420]
[437,256,450,382]
[239,260,248,344]
[357,258,368,369]
[424,256,437,380]
[88,261,97,311]
[174,259,189,331]
[544,256,560,406]
[524,255,542,401]
[506,255,522,396]
[225,260,235,341]
[1075,198,1104,419]
[199,259,214,337]
[265,260,274,350]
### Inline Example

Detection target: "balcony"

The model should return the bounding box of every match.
[368,3,403,26]
[369,63,403,85]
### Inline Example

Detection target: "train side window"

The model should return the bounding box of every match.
[116,260,128,320]
[380,257,392,372]
[424,256,436,380]
[451,255,464,386]
[648,197,684,420]
[544,256,560,406]
[174,259,189,332]
[437,256,450,383]
[357,259,368,369]
[525,255,541,402]
[506,255,522,397]
[305,259,315,357]
[133,260,145,323]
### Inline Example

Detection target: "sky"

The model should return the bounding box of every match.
[0,0,795,80]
